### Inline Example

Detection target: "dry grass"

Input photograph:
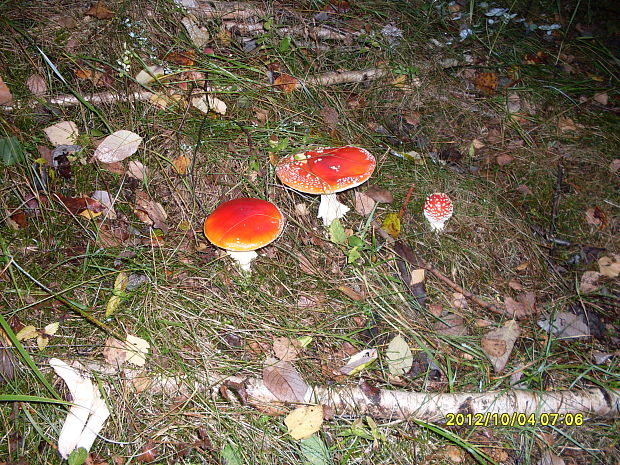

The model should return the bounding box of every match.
[1,0,619,464]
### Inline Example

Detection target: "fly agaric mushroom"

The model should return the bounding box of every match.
[423,193,453,231]
[276,146,376,226]
[203,198,284,271]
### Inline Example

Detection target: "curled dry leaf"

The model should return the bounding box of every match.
[263,358,309,403]
[103,334,149,367]
[191,95,227,115]
[91,190,116,219]
[585,206,607,229]
[434,313,469,336]
[94,130,143,163]
[274,74,299,93]
[579,271,602,294]
[127,160,147,180]
[538,312,590,340]
[320,105,339,130]
[273,337,301,362]
[451,292,468,310]
[55,193,105,216]
[284,405,324,440]
[496,154,514,166]
[337,285,365,301]
[134,192,168,231]
[474,72,498,95]
[44,121,79,146]
[598,254,620,278]
[135,65,166,85]
[181,15,210,47]
[364,185,393,204]
[481,320,520,373]
[172,155,191,175]
[85,0,114,19]
[339,349,378,376]
[26,74,47,96]
[354,191,375,216]
[504,291,537,319]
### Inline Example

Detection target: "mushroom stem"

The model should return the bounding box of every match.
[427,218,447,231]
[50,358,110,459]
[227,250,258,271]
[318,193,350,226]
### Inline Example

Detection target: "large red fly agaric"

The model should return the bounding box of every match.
[276,146,376,226]
[203,198,284,271]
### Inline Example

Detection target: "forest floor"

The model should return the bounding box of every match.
[0,0,619,464]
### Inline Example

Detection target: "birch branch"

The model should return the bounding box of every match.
[73,361,620,421]
[181,1,266,20]
[223,21,358,41]
[304,68,389,87]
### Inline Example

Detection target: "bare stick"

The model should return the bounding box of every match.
[398,183,415,220]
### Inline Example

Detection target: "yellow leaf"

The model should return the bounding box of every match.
[125,334,150,366]
[114,271,129,293]
[391,74,406,87]
[172,156,191,175]
[79,208,103,219]
[44,322,59,336]
[16,325,38,341]
[284,405,324,440]
[37,334,49,350]
[105,294,121,317]
[382,212,401,238]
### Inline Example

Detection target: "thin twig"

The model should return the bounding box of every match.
[398,183,415,220]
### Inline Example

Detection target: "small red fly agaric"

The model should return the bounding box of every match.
[203,198,284,271]
[423,193,453,231]
[276,146,376,226]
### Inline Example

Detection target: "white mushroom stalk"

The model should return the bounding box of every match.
[49,358,110,459]
[226,250,258,272]
[318,193,350,226]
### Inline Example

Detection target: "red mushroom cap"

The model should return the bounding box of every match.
[203,198,284,252]
[423,193,453,223]
[276,146,376,195]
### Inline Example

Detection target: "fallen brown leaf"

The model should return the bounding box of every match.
[320,105,339,130]
[164,50,196,66]
[337,285,364,301]
[504,292,537,319]
[263,358,308,403]
[0,75,13,105]
[585,206,607,229]
[364,185,393,203]
[579,271,602,294]
[85,1,114,19]
[481,320,520,373]
[598,254,620,278]
[54,194,105,216]
[474,72,498,95]
[273,74,299,93]
[496,154,514,166]
[273,337,301,362]
[354,191,375,216]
